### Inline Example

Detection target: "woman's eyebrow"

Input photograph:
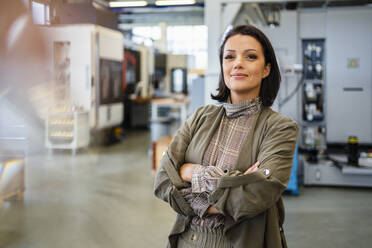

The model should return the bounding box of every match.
[244,49,257,52]
[225,49,257,52]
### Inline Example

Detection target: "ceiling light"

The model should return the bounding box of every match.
[109,1,148,8]
[155,0,196,6]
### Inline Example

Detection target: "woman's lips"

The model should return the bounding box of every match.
[231,73,248,79]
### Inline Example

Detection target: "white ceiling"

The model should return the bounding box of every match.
[98,0,372,27]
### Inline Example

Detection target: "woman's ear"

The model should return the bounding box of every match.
[263,63,271,78]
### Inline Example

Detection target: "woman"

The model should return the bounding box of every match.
[154,25,298,248]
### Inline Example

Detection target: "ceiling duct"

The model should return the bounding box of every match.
[233,2,284,28]
[266,8,280,27]
[261,3,283,27]
[233,3,267,26]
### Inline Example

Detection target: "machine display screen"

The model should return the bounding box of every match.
[99,59,123,105]
[153,53,167,90]
[171,68,187,94]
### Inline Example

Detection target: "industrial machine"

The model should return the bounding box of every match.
[39,24,124,150]
[325,9,372,145]
[151,53,188,134]
[165,54,188,95]
[122,40,155,129]
[298,8,372,186]
[247,7,372,187]
[152,52,188,97]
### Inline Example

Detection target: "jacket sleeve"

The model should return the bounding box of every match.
[154,162,195,216]
[153,106,205,216]
[208,115,298,222]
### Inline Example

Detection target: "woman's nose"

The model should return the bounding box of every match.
[233,56,243,69]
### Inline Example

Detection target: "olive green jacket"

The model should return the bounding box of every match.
[154,104,298,248]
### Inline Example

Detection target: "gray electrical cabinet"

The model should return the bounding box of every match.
[326,8,372,144]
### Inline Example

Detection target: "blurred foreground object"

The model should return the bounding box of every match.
[0,158,25,209]
[0,0,51,156]
[0,0,46,209]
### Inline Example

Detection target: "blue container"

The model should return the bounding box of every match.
[286,146,299,195]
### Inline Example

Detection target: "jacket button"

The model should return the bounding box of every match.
[263,169,270,176]
[191,233,197,241]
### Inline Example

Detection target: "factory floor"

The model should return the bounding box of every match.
[0,130,372,248]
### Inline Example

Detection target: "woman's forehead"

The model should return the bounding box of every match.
[224,34,263,52]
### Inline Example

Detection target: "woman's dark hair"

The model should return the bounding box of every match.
[211,25,281,107]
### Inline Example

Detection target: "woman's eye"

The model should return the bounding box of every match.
[247,54,257,59]
[224,55,234,59]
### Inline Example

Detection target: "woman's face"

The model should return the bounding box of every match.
[222,34,270,103]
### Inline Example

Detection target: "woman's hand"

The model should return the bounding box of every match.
[207,205,222,215]
[244,161,260,175]
[180,163,197,182]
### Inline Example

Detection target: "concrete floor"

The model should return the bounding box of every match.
[0,130,372,248]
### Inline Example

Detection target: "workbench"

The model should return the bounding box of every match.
[150,97,189,141]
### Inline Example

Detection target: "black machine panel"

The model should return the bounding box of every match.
[99,59,123,105]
